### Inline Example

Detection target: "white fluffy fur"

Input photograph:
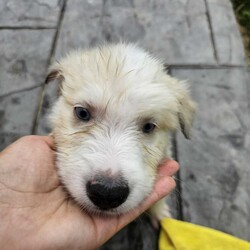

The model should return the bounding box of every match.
[48,43,195,218]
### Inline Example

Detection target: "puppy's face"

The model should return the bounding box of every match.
[47,44,195,215]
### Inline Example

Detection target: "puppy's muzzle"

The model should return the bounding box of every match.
[86,174,130,210]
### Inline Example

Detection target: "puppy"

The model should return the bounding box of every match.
[46,43,195,223]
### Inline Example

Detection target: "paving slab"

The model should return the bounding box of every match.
[103,0,216,65]
[0,29,55,96]
[0,86,42,151]
[172,68,250,240]
[53,0,215,64]
[53,0,104,58]
[206,0,246,65]
[0,0,62,28]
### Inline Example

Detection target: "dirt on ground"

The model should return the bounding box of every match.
[239,25,250,64]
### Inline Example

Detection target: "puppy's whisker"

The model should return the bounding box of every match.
[66,131,88,136]
[172,176,195,192]
[171,188,182,198]
[121,69,136,78]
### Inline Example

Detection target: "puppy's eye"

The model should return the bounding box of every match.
[74,107,91,121]
[142,122,156,134]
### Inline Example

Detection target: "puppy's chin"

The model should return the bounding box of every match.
[83,206,127,217]
[73,198,141,217]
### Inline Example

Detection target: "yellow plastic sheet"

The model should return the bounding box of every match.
[159,218,250,250]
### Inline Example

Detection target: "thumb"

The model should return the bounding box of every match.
[117,160,179,228]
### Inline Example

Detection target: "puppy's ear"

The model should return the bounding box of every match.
[178,97,196,139]
[175,81,196,139]
[45,64,65,96]
[45,68,64,84]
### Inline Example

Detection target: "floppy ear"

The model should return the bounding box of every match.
[45,68,64,84]
[168,77,196,139]
[178,96,196,139]
[174,81,196,139]
[45,64,65,96]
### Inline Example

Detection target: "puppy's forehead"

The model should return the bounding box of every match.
[60,44,176,118]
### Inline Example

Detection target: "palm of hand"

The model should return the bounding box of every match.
[0,136,177,250]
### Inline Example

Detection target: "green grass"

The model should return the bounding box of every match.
[231,0,250,62]
[231,0,250,31]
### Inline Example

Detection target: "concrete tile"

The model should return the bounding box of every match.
[103,0,216,64]
[54,0,216,64]
[54,0,104,57]
[0,0,61,27]
[172,68,250,240]
[0,29,55,96]
[206,0,246,65]
[0,86,42,150]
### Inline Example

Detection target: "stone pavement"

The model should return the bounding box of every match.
[0,0,249,247]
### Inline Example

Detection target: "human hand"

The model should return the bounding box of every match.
[0,136,178,250]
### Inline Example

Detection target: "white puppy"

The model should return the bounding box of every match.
[46,43,195,222]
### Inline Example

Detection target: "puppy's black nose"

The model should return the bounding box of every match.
[86,175,129,210]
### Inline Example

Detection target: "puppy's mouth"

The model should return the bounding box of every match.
[86,174,130,213]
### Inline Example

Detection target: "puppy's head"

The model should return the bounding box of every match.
[47,43,195,215]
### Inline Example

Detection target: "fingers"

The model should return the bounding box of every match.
[142,160,179,211]
[158,159,179,177]
[2,135,55,152]
[24,135,55,150]
[118,161,179,227]
[118,177,176,227]
[141,176,176,211]
[40,135,55,149]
